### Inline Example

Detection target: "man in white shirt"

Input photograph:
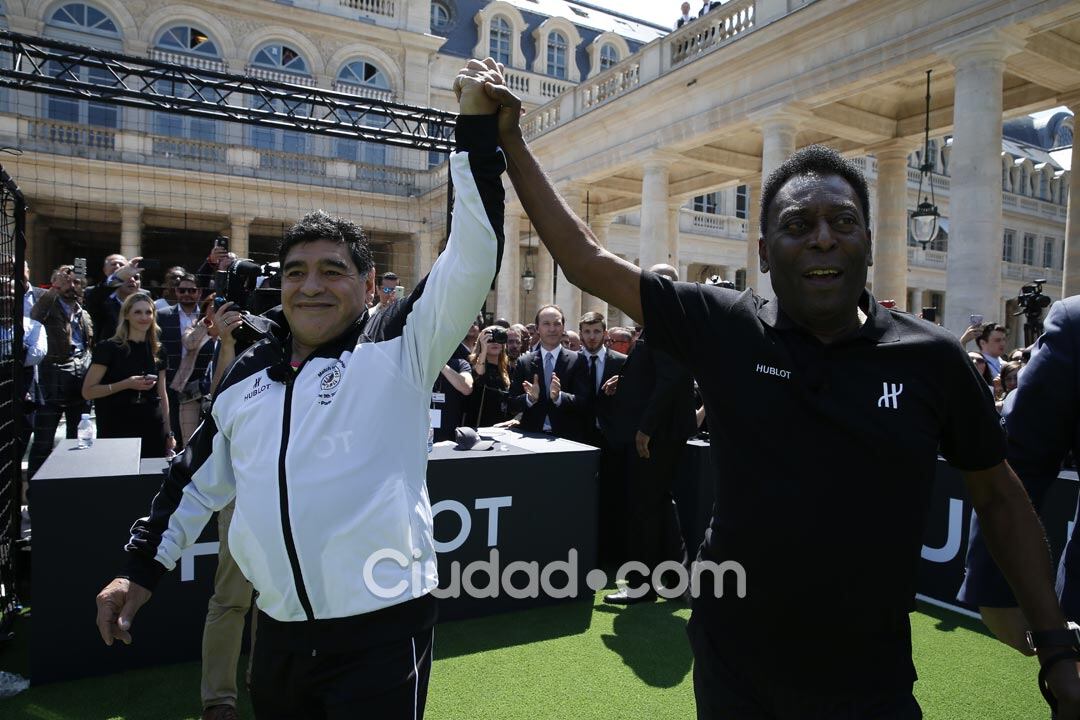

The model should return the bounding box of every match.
[675,2,694,28]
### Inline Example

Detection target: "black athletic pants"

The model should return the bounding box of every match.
[250,624,434,720]
[687,615,922,720]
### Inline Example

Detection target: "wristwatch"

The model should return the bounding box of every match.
[1026,621,1080,653]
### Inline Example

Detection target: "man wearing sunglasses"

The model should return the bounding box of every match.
[158,274,214,449]
[367,271,400,319]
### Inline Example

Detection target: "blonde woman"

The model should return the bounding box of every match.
[82,292,175,457]
[467,325,511,427]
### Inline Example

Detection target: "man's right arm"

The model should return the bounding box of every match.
[480,79,644,322]
[96,394,237,645]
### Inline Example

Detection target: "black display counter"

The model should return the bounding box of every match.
[677,439,1080,615]
[31,431,598,683]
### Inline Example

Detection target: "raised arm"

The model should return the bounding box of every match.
[471,63,644,323]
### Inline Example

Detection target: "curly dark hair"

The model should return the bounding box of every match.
[759,145,871,235]
[278,210,373,276]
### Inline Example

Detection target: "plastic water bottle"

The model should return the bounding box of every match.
[427,425,434,454]
[77,413,94,449]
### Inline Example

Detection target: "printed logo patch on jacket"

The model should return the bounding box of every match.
[317,360,346,405]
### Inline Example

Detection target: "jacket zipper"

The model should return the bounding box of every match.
[278,376,316,622]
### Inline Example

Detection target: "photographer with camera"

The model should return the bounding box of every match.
[28,264,93,480]
[82,292,174,458]
[94,60,508,718]
[467,325,512,428]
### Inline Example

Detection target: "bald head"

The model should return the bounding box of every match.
[649,263,679,282]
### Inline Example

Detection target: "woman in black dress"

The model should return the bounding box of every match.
[465,325,511,428]
[82,292,175,457]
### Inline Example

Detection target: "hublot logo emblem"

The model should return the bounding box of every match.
[755,363,792,379]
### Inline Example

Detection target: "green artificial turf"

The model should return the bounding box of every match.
[0,594,1049,719]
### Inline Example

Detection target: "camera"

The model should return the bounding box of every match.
[1016,279,1052,320]
[215,260,282,348]
[214,260,280,315]
[489,327,508,344]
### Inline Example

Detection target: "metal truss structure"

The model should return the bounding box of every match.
[0,31,458,153]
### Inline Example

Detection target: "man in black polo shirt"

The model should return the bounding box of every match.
[465,66,1080,718]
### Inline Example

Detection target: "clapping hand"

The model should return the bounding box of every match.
[601,375,619,396]
[549,373,561,402]
[523,374,540,403]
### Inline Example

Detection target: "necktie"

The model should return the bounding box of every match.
[544,351,555,391]
[588,354,598,395]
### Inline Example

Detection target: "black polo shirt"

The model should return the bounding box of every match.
[640,271,1005,692]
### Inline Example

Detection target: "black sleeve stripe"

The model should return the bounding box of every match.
[123,413,220,589]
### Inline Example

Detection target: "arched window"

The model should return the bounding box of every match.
[44,3,122,130]
[430,1,451,31]
[599,44,618,72]
[337,60,391,92]
[252,43,309,75]
[335,61,392,168]
[490,16,511,66]
[47,3,119,36]
[1039,169,1050,201]
[152,27,222,146]
[547,31,567,79]
[156,26,219,57]
[249,45,312,157]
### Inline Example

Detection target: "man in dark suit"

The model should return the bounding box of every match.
[158,274,215,448]
[509,304,590,441]
[579,311,627,446]
[578,311,628,566]
[84,255,143,342]
[604,265,698,604]
[961,295,1080,659]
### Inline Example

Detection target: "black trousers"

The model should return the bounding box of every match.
[623,438,688,583]
[687,615,922,720]
[250,625,434,720]
[28,360,89,482]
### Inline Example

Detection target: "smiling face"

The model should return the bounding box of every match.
[536,308,565,351]
[281,239,371,353]
[126,297,155,335]
[760,173,872,340]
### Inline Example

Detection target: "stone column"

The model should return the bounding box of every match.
[940,31,1022,334]
[534,242,555,312]
[871,143,913,310]
[555,185,583,324]
[639,156,673,272]
[413,228,436,284]
[585,216,612,321]
[496,207,521,323]
[1063,97,1080,297]
[667,202,682,271]
[756,113,799,299]
[229,215,253,260]
[744,180,760,291]
[119,206,142,261]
